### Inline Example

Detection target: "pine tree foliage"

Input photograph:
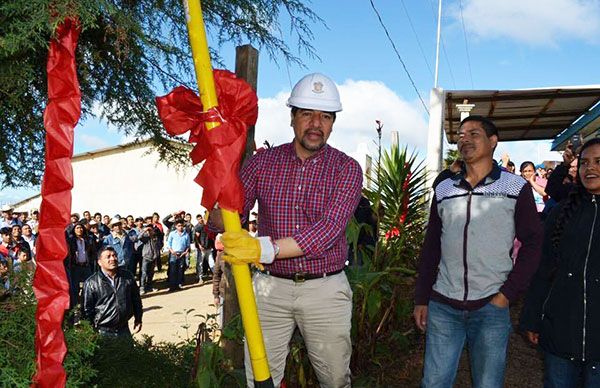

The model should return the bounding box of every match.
[0,0,322,187]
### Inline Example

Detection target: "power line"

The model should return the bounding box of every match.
[459,0,474,88]
[400,0,434,80]
[369,0,430,115]
[441,37,457,88]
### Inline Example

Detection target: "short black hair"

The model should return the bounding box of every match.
[174,218,185,225]
[94,212,102,218]
[98,246,117,260]
[459,115,499,139]
[0,227,10,235]
[135,217,144,222]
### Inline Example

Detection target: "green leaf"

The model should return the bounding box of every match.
[366,289,382,323]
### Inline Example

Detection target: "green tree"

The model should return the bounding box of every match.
[0,0,322,187]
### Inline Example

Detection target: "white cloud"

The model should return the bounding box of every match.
[78,134,109,150]
[254,79,429,169]
[455,0,600,46]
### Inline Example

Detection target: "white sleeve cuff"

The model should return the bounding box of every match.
[257,237,275,264]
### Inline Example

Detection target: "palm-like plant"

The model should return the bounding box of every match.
[348,143,429,378]
[365,144,429,271]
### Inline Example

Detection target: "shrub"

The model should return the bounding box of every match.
[0,273,97,387]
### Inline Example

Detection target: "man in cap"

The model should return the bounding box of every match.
[102,217,135,274]
[0,205,20,228]
[88,220,102,272]
[213,73,362,387]
[66,213,80,238]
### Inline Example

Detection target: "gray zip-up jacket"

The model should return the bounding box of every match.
[415,164,543,310]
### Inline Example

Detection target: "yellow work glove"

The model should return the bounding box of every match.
[224,254,264,271]
[221,231,276,269]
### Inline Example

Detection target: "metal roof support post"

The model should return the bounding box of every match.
[426,87,445,190]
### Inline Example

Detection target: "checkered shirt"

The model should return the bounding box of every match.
[241,142,363,275]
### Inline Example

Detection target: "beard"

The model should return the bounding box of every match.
[299,130,326,152]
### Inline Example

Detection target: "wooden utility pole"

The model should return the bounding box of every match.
[222,44,259,368]
[236,44,260,163]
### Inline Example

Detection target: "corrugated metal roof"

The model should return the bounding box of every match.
[443,86,600,144]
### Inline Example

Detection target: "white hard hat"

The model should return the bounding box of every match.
[286,73,342,112]
[109,217,122,226]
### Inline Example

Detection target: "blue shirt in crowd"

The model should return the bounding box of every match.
[167,230,190,253]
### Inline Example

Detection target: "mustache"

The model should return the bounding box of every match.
[305,128,324,136]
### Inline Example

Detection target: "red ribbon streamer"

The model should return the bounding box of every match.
[32,18,81,388]
[156,70,258,213]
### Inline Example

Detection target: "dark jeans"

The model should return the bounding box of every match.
[69,265,92,308]
[155,253,162,271]
[544,351,600,388]
[196,247,213,280]
[126,256,137,277]
[168,253,185,289]
[98,326,132,340]
[140,258,155,291]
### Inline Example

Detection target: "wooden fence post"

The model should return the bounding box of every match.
[222,43,259,368]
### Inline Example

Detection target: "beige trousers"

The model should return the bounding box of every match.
[245,271,353,388]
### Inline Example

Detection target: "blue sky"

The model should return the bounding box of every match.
[4,0,600,204]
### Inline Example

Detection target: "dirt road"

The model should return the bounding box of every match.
[130,273,217,344]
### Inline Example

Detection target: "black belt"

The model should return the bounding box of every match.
[261,269,343,283]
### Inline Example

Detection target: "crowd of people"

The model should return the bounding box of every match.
[0,206,236,328]
[1,70,598,387]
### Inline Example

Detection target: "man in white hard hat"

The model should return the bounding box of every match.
[214,73,362,387]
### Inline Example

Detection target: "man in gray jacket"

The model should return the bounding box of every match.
[138,224,160,294]
[414,116,543,387]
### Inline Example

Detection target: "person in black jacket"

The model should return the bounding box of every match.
[82,246,142,338]
[66,223,95,309]
[520,138,600,387]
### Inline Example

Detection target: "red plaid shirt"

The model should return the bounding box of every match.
[241,142,363,275]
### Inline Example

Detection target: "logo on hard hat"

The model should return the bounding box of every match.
[312,81,324,94]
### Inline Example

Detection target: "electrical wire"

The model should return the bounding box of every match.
[459,0,474,88]
[369,0,430,115]
[400,0,434,80]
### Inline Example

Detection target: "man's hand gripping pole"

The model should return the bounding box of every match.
[183,1,273,386]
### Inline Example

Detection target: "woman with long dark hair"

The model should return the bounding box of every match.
[520,138,600,387]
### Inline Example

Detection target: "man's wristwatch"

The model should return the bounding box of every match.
[272,241,280,258]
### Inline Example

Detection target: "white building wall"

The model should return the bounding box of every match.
[14,143,207,219]
[72,144,205,218]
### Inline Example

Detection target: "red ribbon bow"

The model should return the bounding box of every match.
[155,70,258,213]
